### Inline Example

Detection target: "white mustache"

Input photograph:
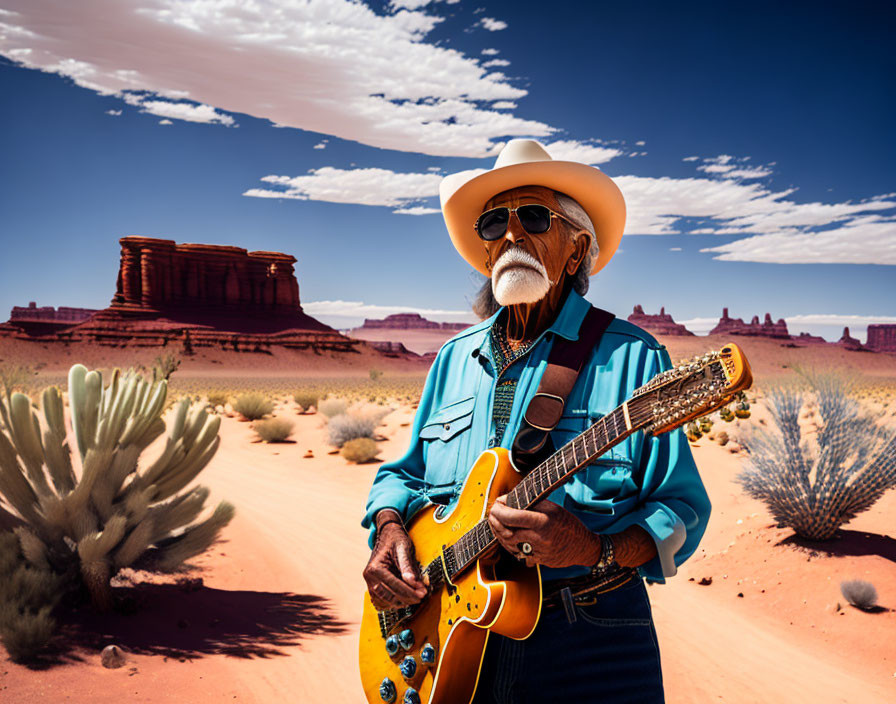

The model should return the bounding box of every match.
[492,248,551,284]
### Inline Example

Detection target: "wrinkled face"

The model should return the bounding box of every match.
[481,185,589,307]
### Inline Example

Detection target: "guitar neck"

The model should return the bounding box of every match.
[448,400,648,575]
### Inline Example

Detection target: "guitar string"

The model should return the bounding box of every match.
[376,360,731,624]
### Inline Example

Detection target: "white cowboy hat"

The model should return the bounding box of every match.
[439,139,626,277]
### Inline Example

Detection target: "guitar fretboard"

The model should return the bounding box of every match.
[447,404,638,575]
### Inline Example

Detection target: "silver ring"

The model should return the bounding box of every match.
[519,542,533,556]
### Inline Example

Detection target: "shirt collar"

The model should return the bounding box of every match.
[478,288,590,351]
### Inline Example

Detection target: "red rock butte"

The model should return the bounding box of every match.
[866,324,896,352]
[359,313,469,331]
[709,308,790,339]
[627,305,694,336]
[0,236,357,352]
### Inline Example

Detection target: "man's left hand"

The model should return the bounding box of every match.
[487,495,602,568]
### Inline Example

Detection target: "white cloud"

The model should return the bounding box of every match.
[723,166,773,179]
[303,299,475,327]
[313,140,327,149]
[669,247,682,251]
[491,100,516,109]
[542,139,623,165]
[482,58,510,68]
[389,0,435,9]
[701,216,896,265]
[682,156,699,162]
[158,118,172,125]
[105,108,122,116]
[244,161,896,265]
[695,154,773,181]
[479,17,508,31]
[140,99,234,125]
[635,140,645,146]
[243,166,445,208]
[392,206,441,215]
[615,172,896,263]
[481,48,500,55]
[0,0,550,157]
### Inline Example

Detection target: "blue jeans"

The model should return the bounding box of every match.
[471,577,665,703]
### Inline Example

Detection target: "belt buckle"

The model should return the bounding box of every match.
[574,596,598,607]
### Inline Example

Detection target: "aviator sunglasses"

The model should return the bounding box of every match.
[475,203,583,241]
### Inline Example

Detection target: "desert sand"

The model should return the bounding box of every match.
[1,336,895,703]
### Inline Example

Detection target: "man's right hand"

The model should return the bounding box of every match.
[363,513,427,610]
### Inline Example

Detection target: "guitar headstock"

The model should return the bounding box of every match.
[632,343,753,436]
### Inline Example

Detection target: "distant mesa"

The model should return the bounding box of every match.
[0,236,363,353]
[0,302,100,337]
[627,305,694,336]
[837,326,865,351]
[794,332,828,344]
[359,313,469,331]
[866,324,896,352]
[709,308,790,339]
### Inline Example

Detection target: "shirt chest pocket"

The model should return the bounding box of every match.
[550,412,635,506]
[420,396,476,488]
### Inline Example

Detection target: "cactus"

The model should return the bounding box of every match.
[736,375,896,540]
[0,364,234,611]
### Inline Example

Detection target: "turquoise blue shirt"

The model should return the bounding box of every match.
[361,290,712,584]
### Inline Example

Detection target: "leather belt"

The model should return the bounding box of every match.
[542,565,640,610]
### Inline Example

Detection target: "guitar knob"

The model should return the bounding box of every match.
[399,655,417,679]
[420,643,436,665]
[398,629,415,650]
[402,688,421,704]
[379,677,397,703]
[385,635,400,656]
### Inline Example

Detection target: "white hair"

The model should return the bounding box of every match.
[471,190,598,319]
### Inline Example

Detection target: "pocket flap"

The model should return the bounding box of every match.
[420,397,475,442]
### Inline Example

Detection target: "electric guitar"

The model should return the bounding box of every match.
[359,343,753,704]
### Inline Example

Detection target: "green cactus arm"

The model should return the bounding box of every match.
[153,501,235,572]
[7,393,52,498]
[153,434,221,503]
[113,515,155,569]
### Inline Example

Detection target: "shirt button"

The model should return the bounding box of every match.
[487,436,496,448]
[612,468,617,474]
[443,423,451,431]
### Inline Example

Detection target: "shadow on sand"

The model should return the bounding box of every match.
[36,581,350,668]
[777,528,896,563]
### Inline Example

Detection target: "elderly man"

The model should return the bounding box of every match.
[362,140,711,703]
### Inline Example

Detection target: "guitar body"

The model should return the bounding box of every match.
[359,448,542,704]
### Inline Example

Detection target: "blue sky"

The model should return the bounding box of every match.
[1,0,894,341]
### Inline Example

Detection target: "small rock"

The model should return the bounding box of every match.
[698,577,713,586]
[688,577,695,581]
[101,645,126,669]
[737,592,744,598]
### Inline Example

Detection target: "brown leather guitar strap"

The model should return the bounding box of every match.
[511,304,615,475]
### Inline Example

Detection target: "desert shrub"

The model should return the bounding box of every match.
[840,579,878,610]
[0,363,234,611]
[0,531,62,662]
[341,438,379,463]
[233,392,274,420]
[293,392,319,413]
[369,369,383,381]
[253,417,295,443]
[737,374,896,540]
[327,408,390,448]
[152,353,181,382]
[318,398,348,418]
[206,390,229,409]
